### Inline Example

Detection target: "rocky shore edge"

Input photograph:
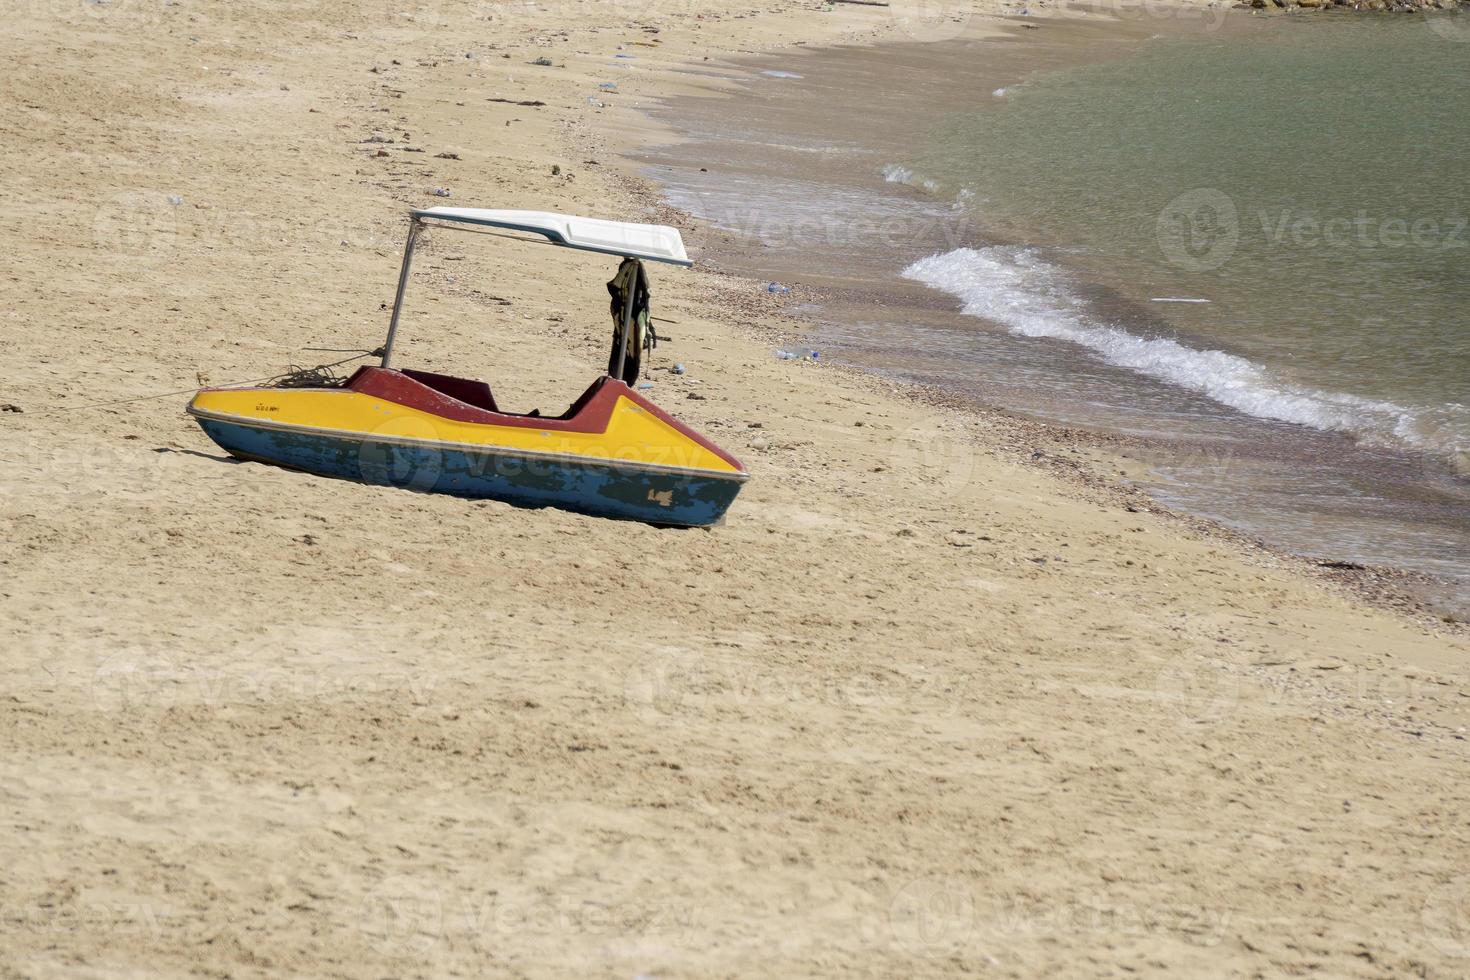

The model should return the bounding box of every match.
[1242,0,1463,11]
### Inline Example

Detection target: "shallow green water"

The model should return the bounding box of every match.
[907,15,1470,467]
[640,14,1470,608]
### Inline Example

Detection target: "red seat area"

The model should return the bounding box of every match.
[348,366,617,433]
[400,368,498,413]
[340,366,742,469]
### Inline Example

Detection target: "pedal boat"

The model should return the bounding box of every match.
[186,208,747,527]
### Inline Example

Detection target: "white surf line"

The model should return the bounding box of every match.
[902,246,1444,454]
[1150,297,1211,304]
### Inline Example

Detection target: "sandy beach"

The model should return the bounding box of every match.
[3,1,1470,976]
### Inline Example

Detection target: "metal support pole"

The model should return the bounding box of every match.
[381,219,421,369]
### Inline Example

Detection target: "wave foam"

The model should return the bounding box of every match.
[881,164,940,194]
[903,246,1469,467]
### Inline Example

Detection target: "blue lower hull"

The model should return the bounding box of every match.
[195,418,743,527]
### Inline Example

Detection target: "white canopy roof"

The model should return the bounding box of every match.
[413,207,691,267]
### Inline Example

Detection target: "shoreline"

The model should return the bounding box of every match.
[618,15,1470,625]
[5,1,1470,975]
[612,136,1468,630]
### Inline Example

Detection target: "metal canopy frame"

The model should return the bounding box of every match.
[379,210,687,372]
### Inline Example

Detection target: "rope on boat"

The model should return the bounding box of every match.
[0,348,384,419]
[267,349,384,389]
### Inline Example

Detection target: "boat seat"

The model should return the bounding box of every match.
[553,376,612,422]
[407,371,611,423]
[355,368,626,430]
[400,368,498,413]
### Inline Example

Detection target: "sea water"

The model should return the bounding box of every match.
[907,16,1470,472]
[640,14,1470,612]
